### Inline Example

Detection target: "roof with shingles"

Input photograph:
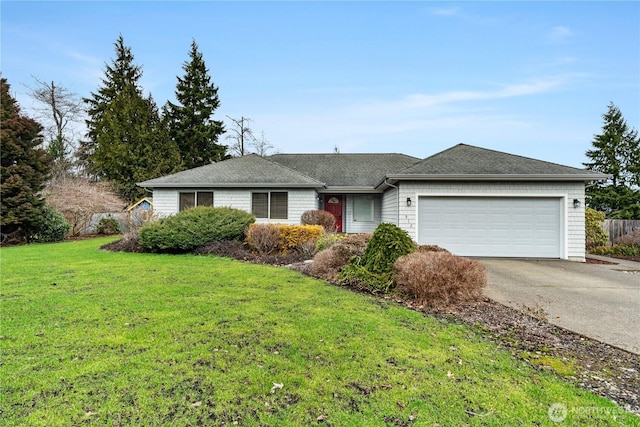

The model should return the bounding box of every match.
[268,153,420,188]
[138,144,607,189]
[383,144,608,183]
[138,154,324,188]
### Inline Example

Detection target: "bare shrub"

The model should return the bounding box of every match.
[245,223,280,255]
[615,229,640,246]
[100,230,145,253]
[44,177,126,236]
[394,251,486,308]
[310,233,371,282]
[417,244,450,253]
[301,210,336,232]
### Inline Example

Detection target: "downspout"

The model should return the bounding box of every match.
[383,178,400,226]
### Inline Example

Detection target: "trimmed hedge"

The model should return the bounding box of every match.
[139,207,255,253]
[300,210,336,232]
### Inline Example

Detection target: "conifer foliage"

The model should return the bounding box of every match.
[164,40,226,169]
[1,78,51,244]
[82,35,182,202]
[584,103,640,219]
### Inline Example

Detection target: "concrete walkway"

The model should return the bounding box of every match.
[479,256,640,355]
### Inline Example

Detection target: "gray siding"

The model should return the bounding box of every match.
[381,187,399,224]
[397,181,586,261]
[152,188,318,225]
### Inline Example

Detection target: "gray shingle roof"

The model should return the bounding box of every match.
[138,144,607,190]
[383,144,608,183]
[138,154,324,188]
[268,153,420,188]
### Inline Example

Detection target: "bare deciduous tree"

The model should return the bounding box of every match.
[27,77,85,177]
[225,115,256,156]
[44,177,126,236]
[249,131,277,157]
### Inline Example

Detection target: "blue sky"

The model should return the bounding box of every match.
[2,1,638,168]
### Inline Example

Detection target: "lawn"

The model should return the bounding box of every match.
[1,238,635,426]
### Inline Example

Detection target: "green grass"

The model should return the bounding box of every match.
[1,238,636,426]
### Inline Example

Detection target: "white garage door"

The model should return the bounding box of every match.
[418,197,562,258]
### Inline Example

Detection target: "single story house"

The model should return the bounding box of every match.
[138,143,607,261]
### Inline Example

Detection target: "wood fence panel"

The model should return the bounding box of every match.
[601,220,640,245]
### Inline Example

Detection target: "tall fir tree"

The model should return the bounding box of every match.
[1,78,51,244]
[584,102,640,219]
[83,36,182,202]
[164,40,226,169]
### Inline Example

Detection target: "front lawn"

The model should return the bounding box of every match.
[1,238,634,426]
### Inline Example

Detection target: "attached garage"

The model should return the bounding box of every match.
[417,196,563,258]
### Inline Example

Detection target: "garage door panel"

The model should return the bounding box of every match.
[418,197,562,258]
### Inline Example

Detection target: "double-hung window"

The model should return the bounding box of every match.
[179,191,214,211]
[252,192,288,219]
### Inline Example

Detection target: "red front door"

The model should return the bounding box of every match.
[324,195,343,232]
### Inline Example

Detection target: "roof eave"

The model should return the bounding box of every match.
[383,173,611,182]
[137,182,326,189]
[319,186,382,194]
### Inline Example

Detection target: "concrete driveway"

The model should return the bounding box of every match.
[479,256,640,355]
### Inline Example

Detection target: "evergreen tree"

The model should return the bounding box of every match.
[83,36,182,202]
[584,102,640,219]
[1,78,51,244]
[164,40,226,169]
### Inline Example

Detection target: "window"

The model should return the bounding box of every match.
[353,195,374,221]
[179,192,195,211]
[179,191,214,211]
[252,192,288,219]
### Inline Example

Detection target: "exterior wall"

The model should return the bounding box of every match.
[151,188,319,225]
[381,186,399,224]
[151,189,178,217]
[343,194,382,234]
[397,181,586,261]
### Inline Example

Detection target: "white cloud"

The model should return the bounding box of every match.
[254,77,569,156]
[430,7,460,16]
[547,26,573,44]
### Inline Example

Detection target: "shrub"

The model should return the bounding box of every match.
[394,251,486,308]
[585,208,608,249]
[311,233,372,282]
[417,244,450,253]
[339,223,416,292]
[96,216,122,235]
[278,224,324,254]
[316,232,345,252]
[245,223,281,255]
[615,229,640,246]
[301,210,336,232]
[139,207,255,253]
[245,223,324,255]
[27,205,71,243]
[591,244,640,257]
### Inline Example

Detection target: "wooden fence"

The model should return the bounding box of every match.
[601,220,640,245]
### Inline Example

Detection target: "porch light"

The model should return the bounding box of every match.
[406,197,412,207]
[573,199,581,208]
